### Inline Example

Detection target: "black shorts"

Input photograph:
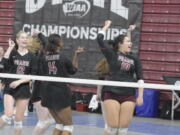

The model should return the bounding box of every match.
[41,83,71,111]
[4,83,31,100]
[31,81,42,103]
[102,91,136,104]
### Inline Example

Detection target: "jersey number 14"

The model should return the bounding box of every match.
[48,61,57,75]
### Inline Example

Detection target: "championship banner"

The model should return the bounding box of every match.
[14,0,143,79]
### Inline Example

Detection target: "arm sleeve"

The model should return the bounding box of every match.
[2,58,9,73]
[30,54,38,75]
[39,56,46,76]
[65,57,77,75]
[134,56,143,80]
[97,32,115,61]
[37,33,47,48]
[5,50,15,73]
[0,58,8,83]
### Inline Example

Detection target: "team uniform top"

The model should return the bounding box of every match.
[4,50,37,99]
[6,50,37,82]
[0,58,7,83]
[42,52,77,78]
[30,52,44,102]
[0,58,6,73]
[30,33,48,102]
[40,52,77,111]
[97,32,143,96]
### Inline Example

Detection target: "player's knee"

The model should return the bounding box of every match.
[106,126,118,135]
[104,123,108,130]
[14,120,23,129]
[47,118,55,124]
[117,128,128,135]
[1,115,12,125]
[36,120,51,128]
[62,119,72,125]
[55,124,63,131]
[63,125,73,133]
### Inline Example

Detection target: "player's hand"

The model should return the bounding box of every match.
[128,25,136,31]
[0,83,4,91]
[8,39,15,48]
[75,47,84,55]
[136,96,143,106]
[104,20,112,28]
[10,80,21,89]
[32,29,40,36]
[29,81,33,89]
[96,94,101,102]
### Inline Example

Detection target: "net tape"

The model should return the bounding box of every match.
[0,73,180,91]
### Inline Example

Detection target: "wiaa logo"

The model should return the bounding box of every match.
[63,0,90,18]
[25,0,128,19]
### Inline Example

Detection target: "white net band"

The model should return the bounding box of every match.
[0,73,180,91]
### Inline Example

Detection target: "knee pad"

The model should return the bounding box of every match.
[1,115,12,124]
[36,121,47,128]
[55,124,63,131]
[63,125,73,133]
[104,123,108,130]
[47,118,55,124]
[14,121,23,129]
[107,127,118,135]
[118,128,128,135]
[36,120,51,128]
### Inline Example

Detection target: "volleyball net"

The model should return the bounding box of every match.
[0,73,180,91]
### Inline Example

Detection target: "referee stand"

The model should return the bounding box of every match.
[163,76,180,120]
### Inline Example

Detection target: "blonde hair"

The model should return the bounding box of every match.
[95,58,109,77]
[16,31,27,39]
[27,37,41,54]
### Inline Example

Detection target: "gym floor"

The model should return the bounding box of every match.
[0,111,180,135]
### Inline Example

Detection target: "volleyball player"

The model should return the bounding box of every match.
[96,24,136,135]
[40,33,84,135]
[0,47,5,91]
[97,20,144,135]
[0,31,37,135]
[96,58,109,135]
[0,47,5,72]
[26,31,55,135]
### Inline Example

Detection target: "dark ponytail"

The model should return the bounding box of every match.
[109,34,127,52]
[46,34,63,53]
[108,40,115,46]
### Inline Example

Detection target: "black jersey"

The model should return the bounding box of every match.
[30,32,48,103]
[0,58,5,73]
[5,49,37,83]
[40,52,77,111]
[42,52,77,78]
[97,32,143,96]
[8,50,37,74]
[31,51,46,102]
[0,58,7,83]
[3,49,37,99]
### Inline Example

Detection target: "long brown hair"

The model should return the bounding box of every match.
[108,34,127,52]
[95,58,109,77]
[26,37,41,54]
[46,34,63,53]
